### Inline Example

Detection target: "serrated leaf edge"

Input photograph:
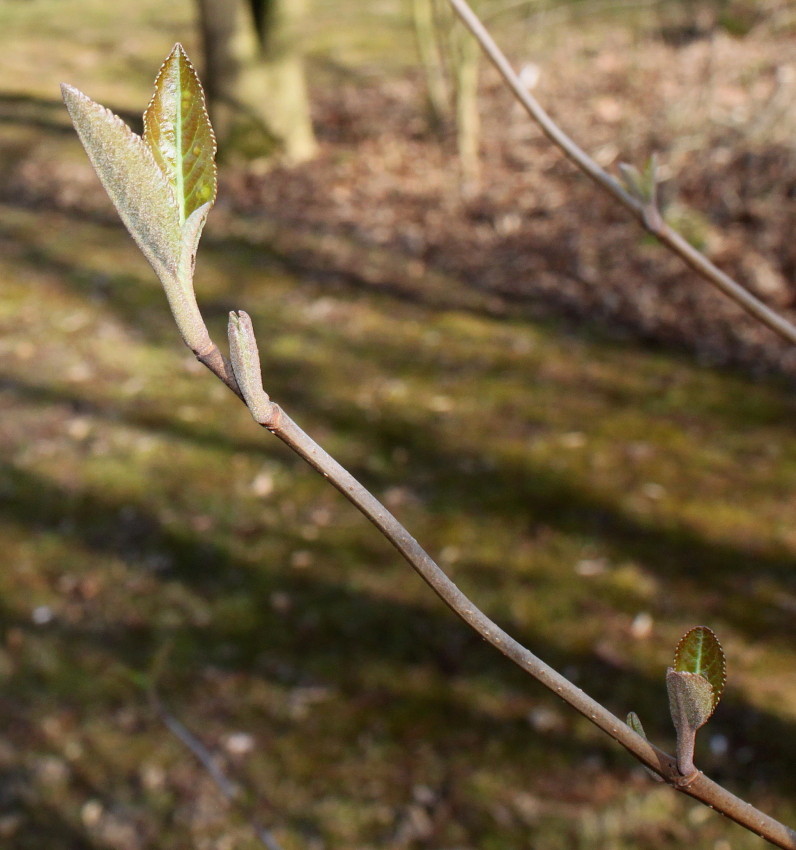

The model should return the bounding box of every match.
[673,626,726,708]
[143,43,217,224]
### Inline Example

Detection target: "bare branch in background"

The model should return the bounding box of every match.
[151,692,286,850]
[445,0,796,348]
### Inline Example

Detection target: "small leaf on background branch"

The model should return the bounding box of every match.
[144,44,217,225]
[673,625,726,710]
[619,162,643,199]
[618,154,658,206]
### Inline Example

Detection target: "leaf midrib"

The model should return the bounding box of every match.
[691,631,707,675]
[175,63,185,225]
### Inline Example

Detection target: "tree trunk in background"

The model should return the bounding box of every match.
[452,13,481,193]
[412,0,451,130]
[195,0,317,162]
[410,0,482,194]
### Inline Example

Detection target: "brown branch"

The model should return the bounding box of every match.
[225,311,795,848]
[240,397,795,850]
[151,298,796,846]
[444,0,796,348]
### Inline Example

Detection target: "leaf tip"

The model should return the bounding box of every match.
[60,83,88,111]
[163,43,189,65]
[144,41,217,223]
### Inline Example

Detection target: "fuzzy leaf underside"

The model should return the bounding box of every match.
[673,626,726,709]
[178,202,212,290]
[61,84,181,286]
[144,44,217,224]
[666,668,716,732]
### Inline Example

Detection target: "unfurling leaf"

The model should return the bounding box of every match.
[673,626,726,710]
[61,84,181,288]
[666,667,716,776]
[144,44,217,225]
[667,627,725,777]
[666,668,716,733]
[62,44,218,354]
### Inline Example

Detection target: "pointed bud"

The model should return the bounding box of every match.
[626,713,664,782]
[228,311,273,424]
[626,711,647,739]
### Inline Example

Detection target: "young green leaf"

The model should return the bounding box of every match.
[61,84,182,289]
[673,626,726,710]
[143,44,217,225]
[619,155,658,206]
[63,51,215,355]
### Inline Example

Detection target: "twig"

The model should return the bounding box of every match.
[150,692,286,850]
[254,403,796,850]
[226,307,796,850]
[74,148,796,849]
[444,0,796,348]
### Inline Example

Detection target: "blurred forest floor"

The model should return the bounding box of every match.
[1,1,796,848]
[233,1,796,377]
